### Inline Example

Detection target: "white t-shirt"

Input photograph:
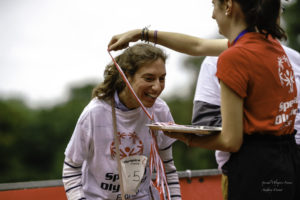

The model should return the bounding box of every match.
[282,45,300,144]
[194,56,220,106]
[64,97,178,200]
[194,46,300,170]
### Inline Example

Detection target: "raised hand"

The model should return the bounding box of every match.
[108,29,141,51]
[164,131,193,146]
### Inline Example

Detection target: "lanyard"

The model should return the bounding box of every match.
[111,98,126,200]
[231,29,248,46]
[108,50,171,200]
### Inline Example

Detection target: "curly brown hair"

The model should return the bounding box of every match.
[92,43,167,100]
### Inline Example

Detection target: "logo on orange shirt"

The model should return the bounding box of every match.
[278,55,295,93]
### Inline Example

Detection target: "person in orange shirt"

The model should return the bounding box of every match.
[108,0,300,199]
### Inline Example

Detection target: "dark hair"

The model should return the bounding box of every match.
[92,43,167,100]
[219,0,287,40]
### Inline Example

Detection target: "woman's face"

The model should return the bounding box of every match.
[212,0,228,36]
[126,58,166,108]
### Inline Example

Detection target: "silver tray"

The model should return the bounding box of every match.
[146,122,222,136]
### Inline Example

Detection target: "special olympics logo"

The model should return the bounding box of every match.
[278,55,294,93]
[110,132,144,160]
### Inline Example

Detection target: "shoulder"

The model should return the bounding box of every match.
[200,56,218,73]
[152,98,173,121]
[282,45,300,56]
[282,46,300,78]
[202,56,218,65]
[219,41,246,60]
[282,45,300,64]
[84,98,109,113]
[218,33,268,66]
[77,98,110,124]
[218,46,246,68]
[153,98,170,111]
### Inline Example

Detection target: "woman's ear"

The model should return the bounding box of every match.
[224,0,233,16]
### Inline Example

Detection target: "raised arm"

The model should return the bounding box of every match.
[108,29,228,56]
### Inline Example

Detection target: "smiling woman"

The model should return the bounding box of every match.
[119,58,166,108]
[62,43,182,200]
[93,43,167,108]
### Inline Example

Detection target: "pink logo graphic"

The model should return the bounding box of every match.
[110,132,144,160]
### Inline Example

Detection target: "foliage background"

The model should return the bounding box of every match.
[0,0,299,183]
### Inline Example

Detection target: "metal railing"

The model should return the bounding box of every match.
[0,169,221,191]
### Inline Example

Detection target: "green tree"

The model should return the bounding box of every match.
[0,83,95,183]
[284,0,300,51]
[0,99,37,182]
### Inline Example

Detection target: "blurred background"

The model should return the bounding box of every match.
[0,0,299,183]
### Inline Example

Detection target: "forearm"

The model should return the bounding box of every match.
[187,133,236,152]
[108,29,227,56]
[159,145,182,200]
[150,30,227,56]
[164,131,237,152]
[62,157,86,200]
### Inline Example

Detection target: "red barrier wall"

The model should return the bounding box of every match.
[0,175,222,200]
[0,186,66,200]
[180,175,222,200]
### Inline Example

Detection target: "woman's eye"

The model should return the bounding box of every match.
[144,77,154,82]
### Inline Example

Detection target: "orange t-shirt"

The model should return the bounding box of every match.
[216,32,297,136]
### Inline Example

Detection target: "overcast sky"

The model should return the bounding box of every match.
[0,0,220,107]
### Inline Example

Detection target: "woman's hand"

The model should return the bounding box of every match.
[164,131,193,146]
[108,29,141,51]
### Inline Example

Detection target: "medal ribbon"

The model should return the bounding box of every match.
[108,50,171,200]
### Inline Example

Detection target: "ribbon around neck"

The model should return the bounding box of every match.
[108,51,153,120]
[108,50,171,200]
